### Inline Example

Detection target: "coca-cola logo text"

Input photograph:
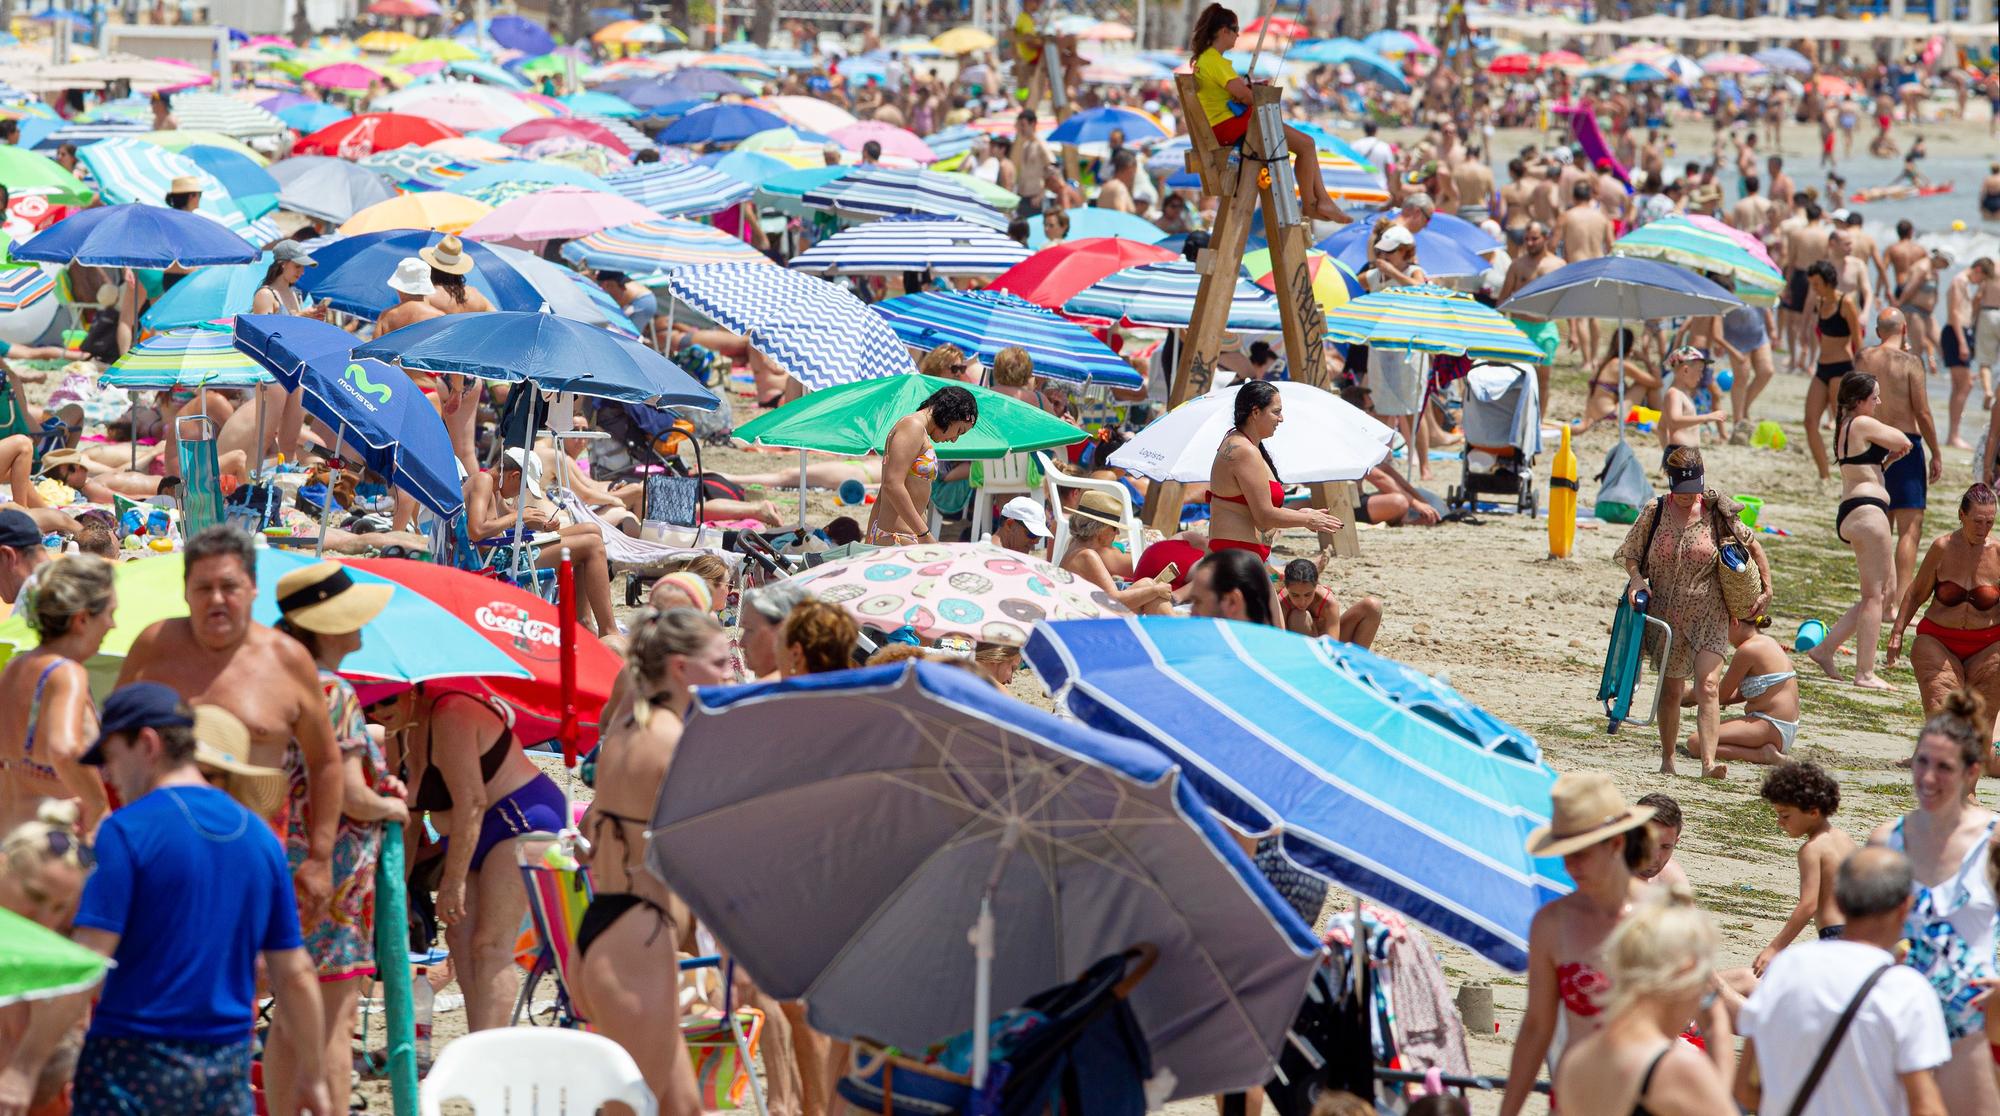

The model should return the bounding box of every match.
[475,604,560,648]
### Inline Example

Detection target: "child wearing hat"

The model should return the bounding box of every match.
[1658,346,1726,458]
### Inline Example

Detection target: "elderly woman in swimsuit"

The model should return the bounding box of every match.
[1809,371,1908,692]
[1697,614,1800,768]
[1888,483,2000,749]
[1499,772,1662,1116]
[1208,381,1344,561]
[866,385,979,546]
[0,555,112,833]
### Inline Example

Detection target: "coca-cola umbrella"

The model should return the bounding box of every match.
[346,558,621,751]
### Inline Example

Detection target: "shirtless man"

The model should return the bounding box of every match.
[382,254,480,477]
[1637,130,1664,181]
[377,257,445,336]
[1452,147,1495,224]
[1591,161,1629,227]
[1498,222,1566,417]
[1525,156,1560,231]
[1946,255,1983,437]
[114,524,341,916]
[1827,229,1873,320]
[1978,258,2000,414]
[1765,155,1796,222]
[1498,158,1532,240]
[1841,211,1888,296]
[1729,175,1773,233]
[1857,309,1941,596]
[1777,201,1832,374]
[1886,223,1941,374]
[1553,180,1613,360]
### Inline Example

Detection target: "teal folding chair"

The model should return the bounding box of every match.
[175,414,224,539]
[1599,590,1672,734]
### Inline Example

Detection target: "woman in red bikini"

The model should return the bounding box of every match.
[1888,482,2000,753]
[1500,772,1667,1116]
[1207,381,1344,562]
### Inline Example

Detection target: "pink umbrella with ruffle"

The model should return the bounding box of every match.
[830,121,937,163]
[1685,213,1776,269]
[460,185,658,246]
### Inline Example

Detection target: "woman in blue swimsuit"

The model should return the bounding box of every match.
[0,555,113,832]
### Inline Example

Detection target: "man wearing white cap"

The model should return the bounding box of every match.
[993,495,1051,558]
[378,258,443,336]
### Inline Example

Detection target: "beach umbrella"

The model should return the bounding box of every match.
[0,147,92,205]
[1243,246,1361,315]
[1584,61,1668,83]
[558,91,639,119]
[0,908,106,1009]
[137,130,269,165]
[1612,214,1782,299]
[357,29,420,52]
[13,204,257,268]
[1046,105,1167,146]
[1364,28,1435,55]
[470,242,629,334]
[870,290,1142,387]
[368,0,441,15]
[664,263,914,390]
[1336,207,1498,254]
[374,85,539,131]
[454,161,606,194]
[1487,52,1535,75]
[460,186,656,245]
[168,91,287,138]
[1316,221,1489,278]
[459,14,556,55]
[339,192,491,234]
[656,68,753,99]
[693,149,793,188]
[105,329,274,389]
[73,138,267,241]
[1022,617,1565,971]
[267,155,397,223]
[791,542,1124,644]
[732,372,1085,459]
[592,76,696,114]
[424,136,516,161]
[1752,46,1811,73]
[657,103,788,147]
[560,218,771,276]
[0,264,57,316]
[233,315,469,520]
[1024,206,1167,247]
[828,120,936,163]
[1064,261,1282,332]
[275,101,351,133]
[1500,256,1741,322]
[756,166,855,216]
[1110,381,1390,484]
[1324,284,1542,361]
[919,123,983,162]
[930,25,996,53]
[351,311,719,407]
[140,256,267,330]
[296,229,544,318]
[294,112,460,156]
[301,62,389,91]
[788,215,1028,278]
[988,237,1179,309]
[181,145,280,218]
[354,148,481,192]
[598,163,755,218]
[498,117,631,155]
[759,94,857,134]
[649,660,1319,1096]
[801,167,1007,231]
[387,38,477,65]
[1699,51,1765,75]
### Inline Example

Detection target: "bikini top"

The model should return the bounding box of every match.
[910,442,939,481]
[1739,670,1797,699]
[1836,422,1889,466]
[1215,480,1288,507]
[1557,960,1611,1018]
[1935,580,2000,610]
[1631,1045,1672,1116]
[1,660,67,792]
[1819,301,1852,337]
[412,693,516,813]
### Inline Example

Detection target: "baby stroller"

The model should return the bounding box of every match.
[1446,363,1542,518]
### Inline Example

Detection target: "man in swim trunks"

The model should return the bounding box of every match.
[1889,225,1943,374]
[1859,309,1941,597]
[1980,161,2000,221]
[1499,221,1565,416]
[1554,180,1614,360]
[1766,155,1796,223]
[1778,200,1832,375]
[113,524,343,919]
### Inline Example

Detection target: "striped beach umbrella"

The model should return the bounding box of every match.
[34,119,151,148]
[788,216,1028,278]
[560,218,770,277]
[105,328,275,389]
[1323,284,1542,361]
[0,147,92,205]
[359,147,484,192]
[1612,214,1781,304]
[75,138,272,245]
[1243,247,1361,315]
[664,263,912,390]
[800,167,1006,232]
[0,264,56,312]
[168,91,287,138]
[1063,261,1282,332]
[601,163,753,218]
[870,289,1142,386]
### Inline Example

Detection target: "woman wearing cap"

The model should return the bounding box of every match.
[1500,773,1677,1116]
[1187,4,1351,225]
[1361,224,1429,456]
[1809,371,1907,692]
[1209,381,1344,562]
[1615,446,1772,778]
[1887,484,2000,744]
[866,385,980,547]
[1060,490,1173,614]
[1656,346,1726,456]
[262,562,410,1116]
[0,555,113,833]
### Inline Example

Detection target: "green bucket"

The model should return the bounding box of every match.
[1735,495,1763,528]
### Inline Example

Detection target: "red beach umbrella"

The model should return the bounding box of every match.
[987,237,1180,309]
[294,113,462,157]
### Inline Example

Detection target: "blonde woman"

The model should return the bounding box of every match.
[0,556,113,832]
[1060,491,1173,615]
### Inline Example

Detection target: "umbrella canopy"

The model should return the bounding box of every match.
[0,265,57,317]
[658,103,788,146]
[181,144,280,218]
[1699,51,1765,75]
[655,68,753,99]
[358,29,420,52]
[387,38,478,65]
[930,25,996,53]
[1337,207,1498,254]
[74,138,270,243]
[0,146,93,205]
[988,237,1180,309]
[1584,60,1668,82]
[559,218,770,277]
[801,167,1007,231]
[338,191,491,234]
[13,204,257,268]
[731,372,1086,459]
[294,112,460,156]
[0,907,107,1009]
[1025,206,1166,247]
[760,94,857,134]
[267,155,397,223]
[1022,617,1566,971]
[694,148,794,188]
[791,542,1124,644]
[105,328,274,389]
[1046,104,1166,146]
[601,163,754,218]
[788,215,1029,278]
[301,62,391,91]
[233,315,469,519]
[1752,46,1811,72]
[358,147,481,192]
[665,263,914,390]
[139,256,267,330]
[649,661,1320,1098]
[1316,220,1490,278]
[1110,380,1391,483]
[870,290,1142,387]
[1064,261,1282,332]
[498,117,631,155]
[374,84,539,131]
[296,229,544,318]
[461,186,657,245]
[454,160,607,194]
[1612,214,1783,299]
[1244,247,1361,316]
[1324,284,1542,360]
[169,91,287,138]
[559,90,640,119]
[462,14,557,55]
[1499,256,1742,322]
[828,120,935,162]
[351,310,720,407]
[480,242,631,333]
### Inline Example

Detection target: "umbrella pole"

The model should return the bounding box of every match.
[797,448,808,535]
[558,546,577,778]
[1616,318,1626,447]
[509,392,532,578]
[970,818,1023,1090]
[316,421,345,558]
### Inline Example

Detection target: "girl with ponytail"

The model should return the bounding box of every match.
[1811,370,1908,692]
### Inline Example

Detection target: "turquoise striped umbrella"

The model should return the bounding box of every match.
[77,138,275,246]
[104,328,274,389]
[757,166,853,217]
[1323,284,1542,360]
[871,289,1141,386]
[559,218,770,278]
[1612,215,1782,304]
[1063,261,1282,332]
[800,167,1007,231]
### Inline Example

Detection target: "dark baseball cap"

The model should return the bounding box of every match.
[1666,459,1705,495]
[0,508,39,549]
[81,682,194,765]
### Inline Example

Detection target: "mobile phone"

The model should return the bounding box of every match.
[1157,561,1180,585]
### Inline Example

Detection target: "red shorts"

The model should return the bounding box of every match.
[1208,537,1271,561]
[1211,111,1249,146]
[1916,617,2000,660]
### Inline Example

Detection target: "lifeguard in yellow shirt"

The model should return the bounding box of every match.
[1189,2,1352,224]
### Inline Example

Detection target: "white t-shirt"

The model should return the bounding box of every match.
[1738,940,1950,1116]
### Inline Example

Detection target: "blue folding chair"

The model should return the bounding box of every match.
[442,511,559,600]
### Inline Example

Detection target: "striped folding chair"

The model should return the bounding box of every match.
[514,833,592,1028]
[174,414,224,538]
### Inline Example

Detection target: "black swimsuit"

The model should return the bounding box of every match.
[1816,299,1857,383]
[1631,1045,1672,1116]
[576,691,679,964]
[1835,420,1892,543]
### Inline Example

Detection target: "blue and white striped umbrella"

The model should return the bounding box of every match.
[169,92,287,139]
[1063,261,1282,332]
[579,114,656,154]
[600,163,753,218]
[665,263,912,390]
[33,120,151,150]
[105,328,275,389]
[76,138,275,246]
[921,123,982,162]
[1023,616,1567,971]
[560,218,770,278]
[788,216,1028,278]
[800,167,1007,232]
[870,289,1141,387]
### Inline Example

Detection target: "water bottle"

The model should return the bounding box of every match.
[412,966,434,1072]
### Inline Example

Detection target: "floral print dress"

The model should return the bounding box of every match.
[283,671,388,981]
[1613,493,1751,679]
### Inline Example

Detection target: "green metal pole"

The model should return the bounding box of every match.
[373,821,419,1116]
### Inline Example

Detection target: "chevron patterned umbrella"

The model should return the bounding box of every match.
[559,218,770,277]
[105,328,275,389]
[1063,261,1283,332]
[788,216,1029,278]
[169,91,287,138]
[666,263,913,391]
[601,164,754,219]
[1323,284,1542,360]
[870,290,1141,387]
[800,167,1007,231]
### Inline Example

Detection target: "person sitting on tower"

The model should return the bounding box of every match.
[1187,3,1353,225]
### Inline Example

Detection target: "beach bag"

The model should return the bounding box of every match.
[1708,497,1763,619]
[1594,439,1652,524]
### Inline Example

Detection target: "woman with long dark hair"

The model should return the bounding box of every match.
[1188,3,1352,224]
[866,385,979,546]
[1805,257,1865,479]
[1208,381,1344,561]
[1808,370,1908,691]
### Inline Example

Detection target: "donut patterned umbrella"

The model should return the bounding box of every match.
[787,542,1128,647]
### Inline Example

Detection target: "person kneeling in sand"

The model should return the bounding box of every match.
[1279,555,1382,648]
[1683,614,1800,768]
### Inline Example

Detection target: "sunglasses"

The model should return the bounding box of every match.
[24,829,94,870]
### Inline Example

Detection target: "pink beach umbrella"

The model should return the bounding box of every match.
[499,117,632,156]
[830,121,937,163]
[366,0,441,15]
[1684,213,1776,269]
[301,62,387,91]
[460,186,658,246]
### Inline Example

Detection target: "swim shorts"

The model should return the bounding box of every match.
[1884,433,1926,511]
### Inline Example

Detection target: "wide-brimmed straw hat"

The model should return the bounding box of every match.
[1525,772,1656,858]
[274,561,392,635]
[167,175,204,194]
[1071,490,1125,530]
[192,705,287,818]
[418,234,474,275]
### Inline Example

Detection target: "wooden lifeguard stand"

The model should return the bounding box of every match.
[1013,20,1082,182]
[1147,77,1361,557]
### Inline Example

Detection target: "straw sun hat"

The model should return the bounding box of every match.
[167,175,204,194]
[274,561,392,635]
[1071,490,1126,530]
[1524,771,1656,859]
[418,234,475,276]
[192,705,286,818]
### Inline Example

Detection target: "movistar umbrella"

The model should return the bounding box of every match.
[1323,283,1543,361]
[12,204,259,268]
[0,908,106,1008]
[105,328,274,388]
[869,290,1140,387]
[732,372,1086,459]
[350,310,720,408]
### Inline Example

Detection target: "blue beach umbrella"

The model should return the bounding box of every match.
[1046,105,1166,146]
[559,90,640,118]
[871,289,1142,386]
[756,166,854,216]
[788,215,1028,277]
[1499,256,1741,322]
[664,263,913,390]
[920,123,982,162]
[182,145,280,219]
[1063,261,1281,332]
[1315,221,1490,278]
[601,163,754,218]
[560,218,771,277]
[12,204,257,267]
[1023,616,1567,970]
[1027,207,1168,247]
[656,103,787,146]
[800,166,1007,231]
[658,69,753,99]
[693,149,792,187]
[592,76,691,114]
[233,315,467,520]
[1338,207,1497,253]
[140,256,268,331]
[276,101,352,134]
[1585,61,1668,83]
[351,311,721,407]
[296,229,544,318]
[268,155,397,224]
[457,14,556,55]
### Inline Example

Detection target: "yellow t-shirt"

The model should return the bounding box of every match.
[1192,47,1241,127]
[1014,12,1040,62]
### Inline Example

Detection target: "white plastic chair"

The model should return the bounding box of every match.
[968,451,1037,539]
[1039,451,1144,560]
[418,1027,657,1116]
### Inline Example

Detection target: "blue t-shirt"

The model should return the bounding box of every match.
[625,289,658,332]
[75,785,301,1043]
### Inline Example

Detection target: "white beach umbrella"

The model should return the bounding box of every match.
[1108,381,1393,484]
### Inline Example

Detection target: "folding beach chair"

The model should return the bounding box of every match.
[1600,591,1673,734]
[175,413,224,538]
[515,833,592,1028]
[444,510,560,600]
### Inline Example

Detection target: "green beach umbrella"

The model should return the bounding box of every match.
[732,373,1087,460]
[0,908,107,1008]
[0,147,95,205]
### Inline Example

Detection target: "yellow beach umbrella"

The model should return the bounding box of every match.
[1243,247,1360,315]
[388,39,478,66]
[339,193,492,235]
[358,30,420,53]
[932,26,997,54]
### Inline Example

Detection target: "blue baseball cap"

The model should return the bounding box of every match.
[81,682,194,766]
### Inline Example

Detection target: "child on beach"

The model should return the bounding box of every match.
[1636,792,1689,892]
[1753,761,1855,975]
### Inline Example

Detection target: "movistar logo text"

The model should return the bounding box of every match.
[344,362,392,403]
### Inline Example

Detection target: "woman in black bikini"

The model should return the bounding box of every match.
[1806,259,1866,482]
[572,609,720,1115]
[1811,371,1909,692]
